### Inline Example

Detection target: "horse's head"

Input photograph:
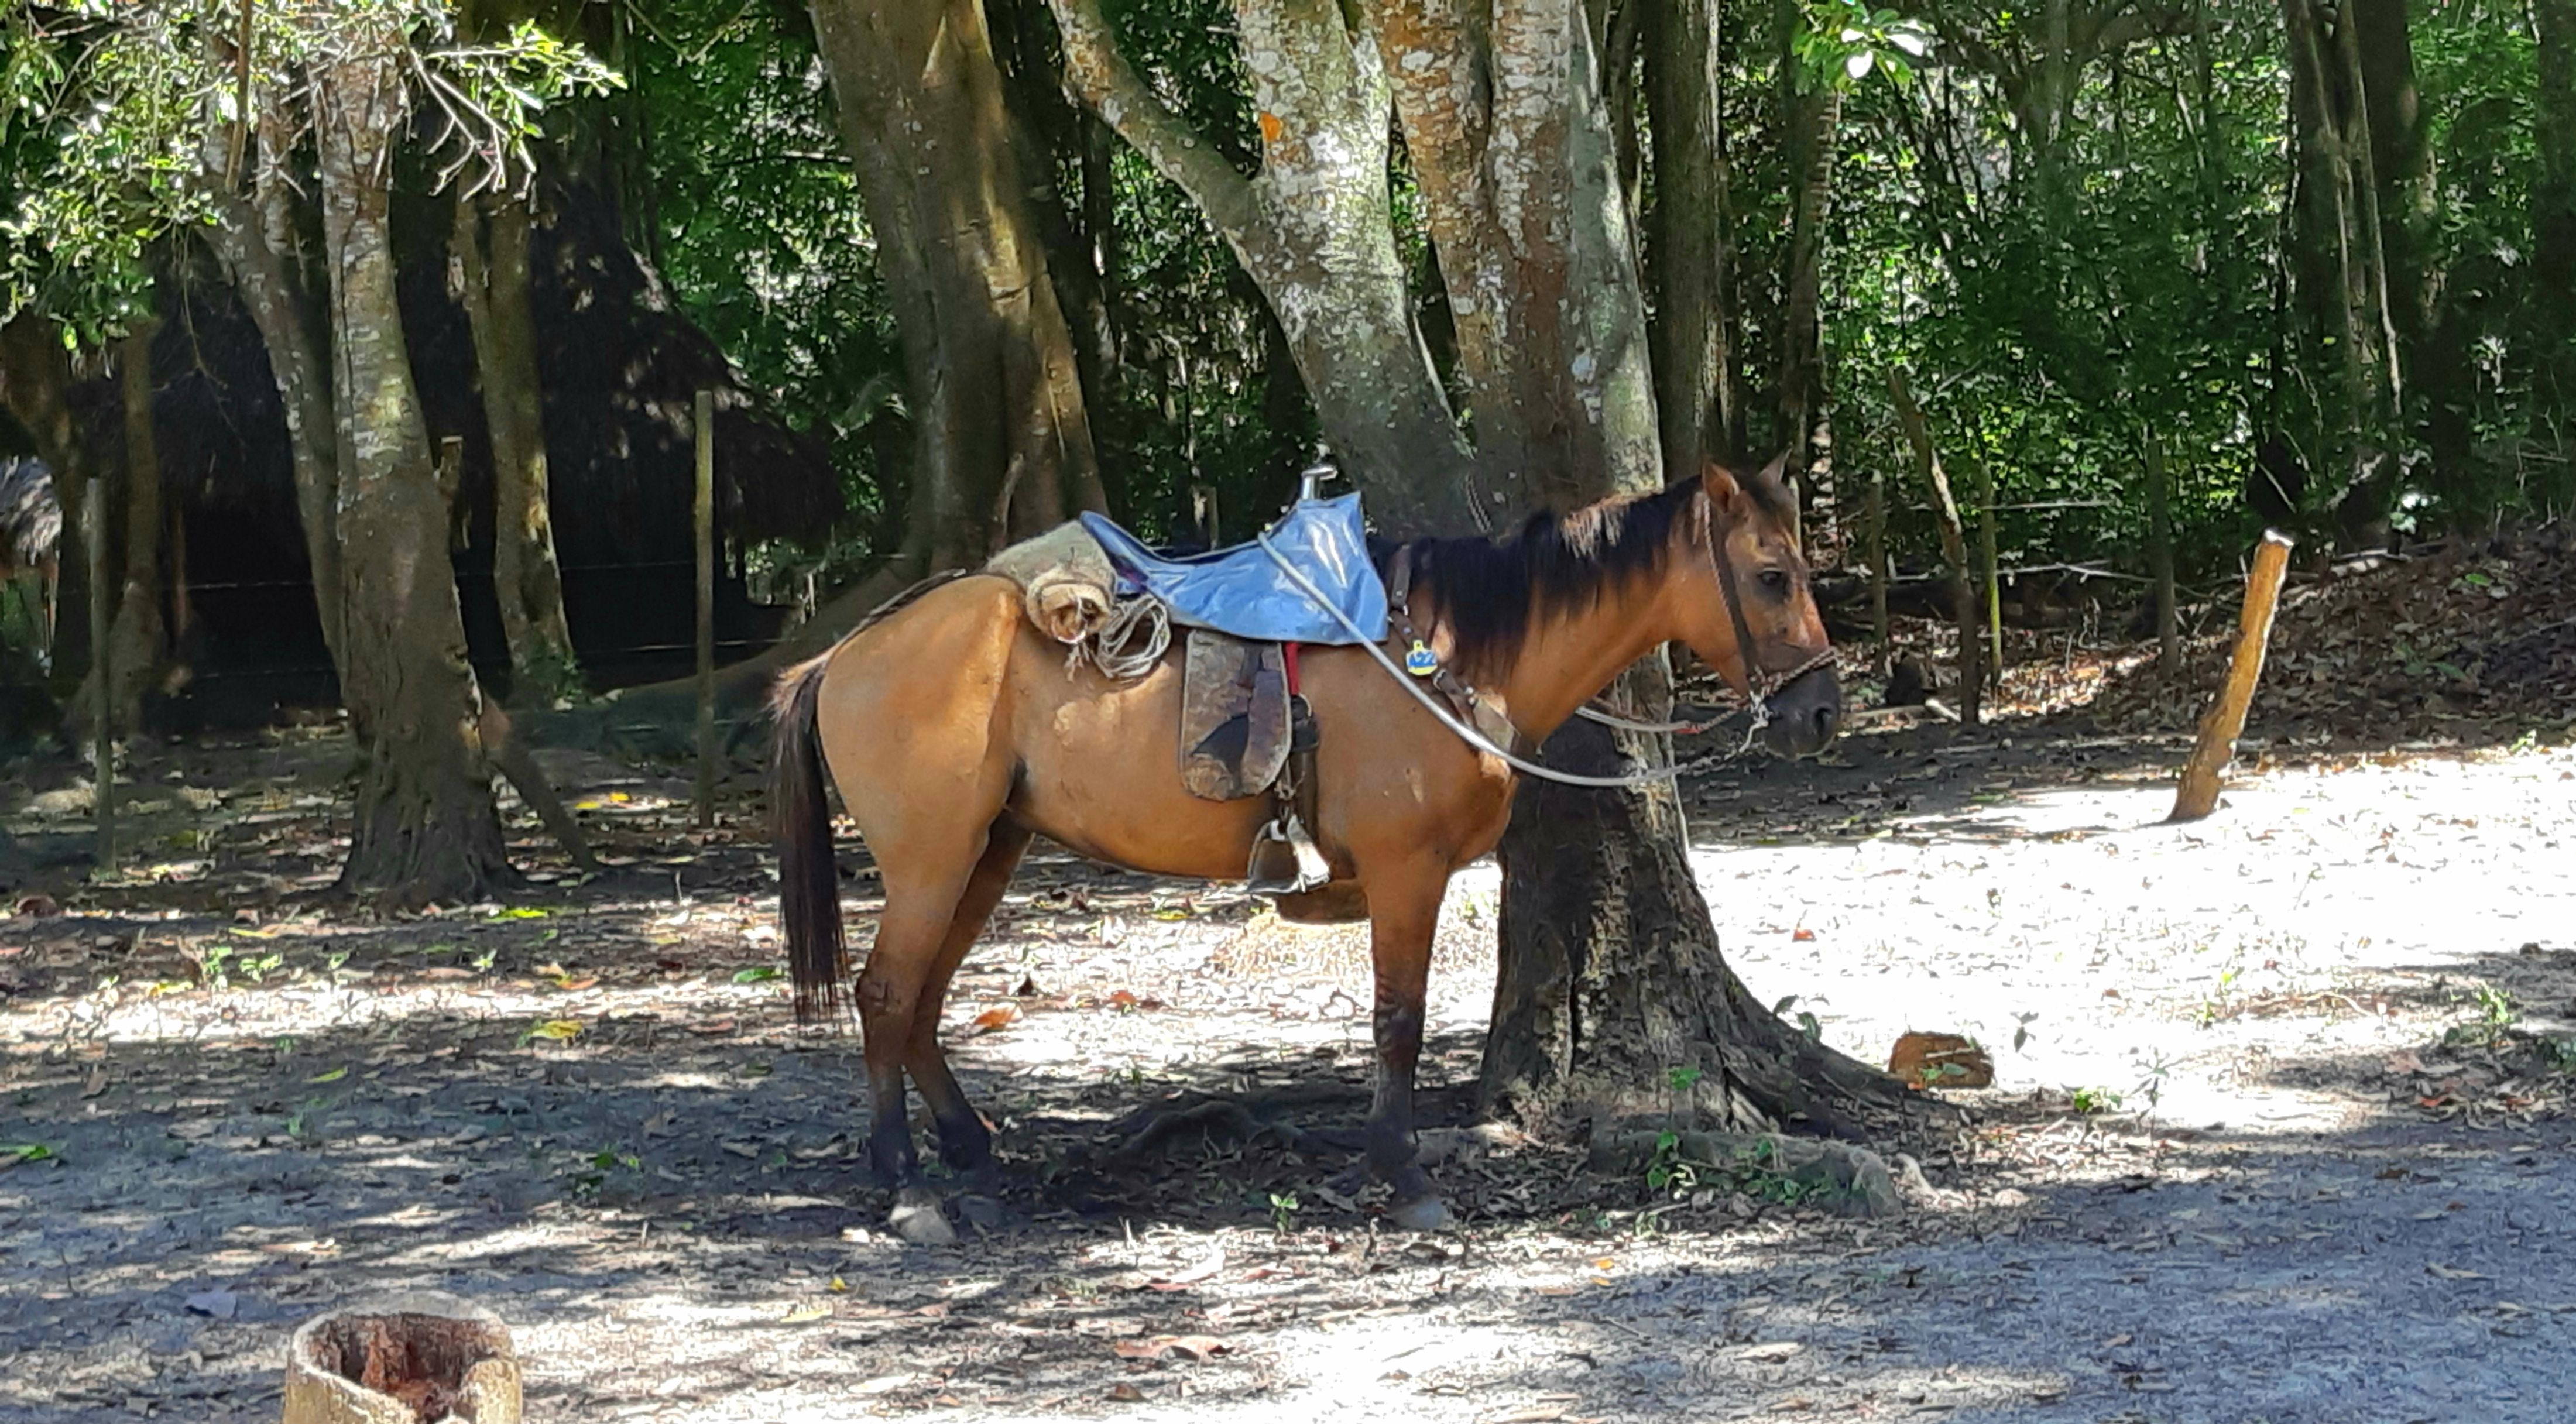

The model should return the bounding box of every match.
[1671,458,1842,758]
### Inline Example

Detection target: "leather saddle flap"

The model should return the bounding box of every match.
[1179,629,1291,801]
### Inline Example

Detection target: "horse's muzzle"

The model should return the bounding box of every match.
[1761,665,1843,759]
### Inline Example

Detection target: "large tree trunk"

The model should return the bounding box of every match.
[1050,0,1483,537]
[453,191,580,702]
[313,28,512,904]
[1362,0,1923,1140]
[1644,0,1745,478]
[810,0,1102,566]
[1367,0,1663,512]
[2534,0,2576,433]
[1482,664,1923,1137]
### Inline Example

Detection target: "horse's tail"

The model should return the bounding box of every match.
[771,653,848,1025]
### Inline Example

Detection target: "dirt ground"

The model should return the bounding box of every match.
[5,686,2576,1422]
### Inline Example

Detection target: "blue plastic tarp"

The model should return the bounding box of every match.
[1079,494,1387,646]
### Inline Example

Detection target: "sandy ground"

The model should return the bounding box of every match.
[4,722,2575,1423]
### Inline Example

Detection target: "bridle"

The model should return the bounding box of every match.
[1691,488,1839,723]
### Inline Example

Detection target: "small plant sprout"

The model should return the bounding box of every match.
[1268,1191,1299,1233]
[2070,1086,2124,1115]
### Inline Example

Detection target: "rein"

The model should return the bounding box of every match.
[1257,491,1830,790]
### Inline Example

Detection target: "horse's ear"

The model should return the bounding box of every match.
[1700,461,1746,514]
[1755,449,1791,488]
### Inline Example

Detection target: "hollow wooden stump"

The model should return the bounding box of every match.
[2169,530,2296,823]
[282,1293,520,1424]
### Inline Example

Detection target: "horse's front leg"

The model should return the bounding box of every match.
[1364,859,1453,1231]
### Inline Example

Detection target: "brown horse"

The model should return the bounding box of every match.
[771,461,1840,1235]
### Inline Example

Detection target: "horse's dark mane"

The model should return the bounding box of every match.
[1380,469,1781,681]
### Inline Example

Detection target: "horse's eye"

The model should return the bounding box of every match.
[1758,568,1790,595]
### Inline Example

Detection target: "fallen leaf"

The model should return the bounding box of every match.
[81,1066,107,1098]
[1105,1383,1145,1403]
[2427,1264,2488,1281]
[780,1302,832,1323]
[971,1004,1020,1033]
[1791,928,1816,942]
[306,1066,348,1084]
[1112,1334,1229,1362]
[14,894,61,918]
[2101,1333,2133,1348]
[722,1141,760,1159]
[522,1019,584,1042]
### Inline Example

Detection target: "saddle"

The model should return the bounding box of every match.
[1079,494,1385,646]
[991,505,1370,897]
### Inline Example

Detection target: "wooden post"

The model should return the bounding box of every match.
[1863,465,1889,675]
[2145,435,2179,674]
[1974,453,2001,690]
[1888,369,1981,725]
[692,389,716,830]
[2169,530,2295,822]
[87,475,114,874]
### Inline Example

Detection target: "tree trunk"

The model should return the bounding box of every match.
[313,29,513,904]
[1050,0,1482,536]
[1889,368,1981,723]
[1644,0,1745,478]
[1360,0,1927,1141]
[1367,0,1664,510]
[453,191,579,701]
[2533,0,2576,434]
[811,0,1102,566]
[2146,434,2179,673]
[1483,663,1929,1140]
[101,320,167,733]
[200,98,348,671]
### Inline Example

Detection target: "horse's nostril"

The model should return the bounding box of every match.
[1814,704,1840,739]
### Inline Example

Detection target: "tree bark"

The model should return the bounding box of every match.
[1049,0,1482,537]
[312,26,512,904]
[200,95,348,671]
[452,191,579,701]
[1644,0,1745,478]
[1366,0,1664,509]
[811,0,1102,567]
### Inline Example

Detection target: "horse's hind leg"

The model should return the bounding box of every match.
[1363,857,1453,1232]
[907,818,1033,1190]
[856,845,989,1196]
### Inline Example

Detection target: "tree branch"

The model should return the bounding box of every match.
[1046,0,1262,239]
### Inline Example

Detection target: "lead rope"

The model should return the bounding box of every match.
[1256,534,1769,788]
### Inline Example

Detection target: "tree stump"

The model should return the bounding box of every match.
[282,1293,519,1424]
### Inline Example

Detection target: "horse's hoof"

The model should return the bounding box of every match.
[956,1193,1005,1234]
[1386,1195,1455,1233]
[889,1186,958,1247]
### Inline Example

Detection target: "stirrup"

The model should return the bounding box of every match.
[1246,812,1330,896]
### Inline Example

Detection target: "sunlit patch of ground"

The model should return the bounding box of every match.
[5,727,2576,1421]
